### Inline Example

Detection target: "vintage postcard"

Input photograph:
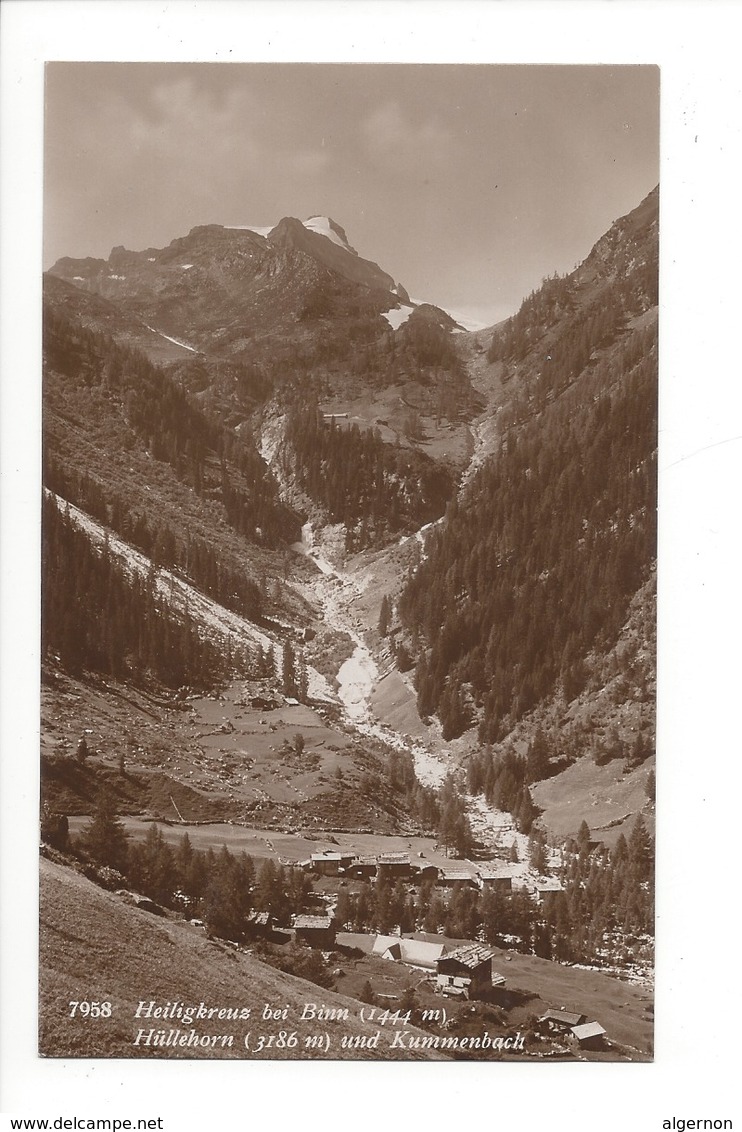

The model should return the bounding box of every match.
[37,58,658,1064]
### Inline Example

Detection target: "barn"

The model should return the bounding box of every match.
[345,856,377,879]
[537,1009,586,1034]
[309,852,353,876]
[477,868,513,893]
[571,1021,607,1050]
[411,862,439,881]
[376,853,411,879]
[437,867,477,888]
[436,943,503,999]
[293,914,337,948]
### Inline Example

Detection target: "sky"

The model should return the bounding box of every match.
[44,63,658,327]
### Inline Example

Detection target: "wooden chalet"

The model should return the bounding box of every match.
[309,851,353,876]
[570,1021,607,1050]
[537,1009,587,1034]
[532,878,565,902]
[293,914,337,948]
[477,868,513,892]
[437,867,478,888]
[412,862,439,881]
[345,856,377,880]
[376,853,411,879]
[436,943,503,1000]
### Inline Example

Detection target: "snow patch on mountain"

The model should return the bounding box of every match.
[143,323,198,353]
[227,216,356,255]
[302,216,356,254]
[161,333,197,351]
[381,307,414,331]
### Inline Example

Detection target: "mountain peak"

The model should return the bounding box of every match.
[301,216,358,256]
[266,215,408,301]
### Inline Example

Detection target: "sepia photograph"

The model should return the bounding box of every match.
[38,59,658,1063]
[1,0,740,1127]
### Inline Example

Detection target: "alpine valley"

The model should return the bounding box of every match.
[40,191,657,1060]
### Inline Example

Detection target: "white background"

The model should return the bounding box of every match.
[1,2,740,1129]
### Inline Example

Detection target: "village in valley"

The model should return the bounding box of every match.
[44,768,651,1060]
[254,841,615,1056]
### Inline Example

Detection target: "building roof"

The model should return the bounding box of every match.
[412,864,441,882]
[294,914,334,930]
[439,868,476,882]
[310,852,349,862]
[372,934,447,968]
[377,853,410,865]
[246,911,271,927]
[372,934,399,956]
[477,868,513,881]
[539,1009,585,1027]
[438,943,497,969]
[571,1021,606,1041]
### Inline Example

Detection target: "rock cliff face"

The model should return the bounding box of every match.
[268,215,409,299]
[48,214,417,359]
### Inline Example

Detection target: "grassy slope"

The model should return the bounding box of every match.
[527,575,656,843]
[39,858,439,1061]
[531,755,655,846]
[41,669,415,832]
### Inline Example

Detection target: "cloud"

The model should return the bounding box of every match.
[126,77,262,167]
[361,101,453,167]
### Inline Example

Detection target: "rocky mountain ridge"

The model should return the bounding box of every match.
[48,213,421,359]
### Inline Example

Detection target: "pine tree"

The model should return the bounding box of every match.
[79,791,128,872]
[528,829,548,875]
[202,848,250,942]
[137,823,176,905]
[423,891,446,933]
